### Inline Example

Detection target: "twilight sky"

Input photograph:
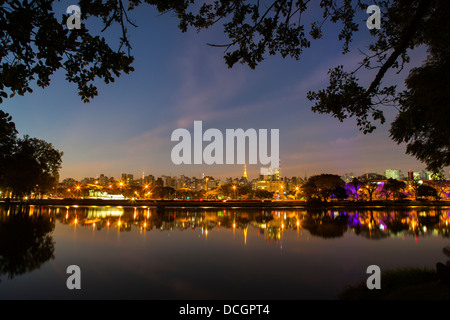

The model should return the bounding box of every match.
[3,2,444,181]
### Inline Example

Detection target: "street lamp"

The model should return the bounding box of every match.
[232,185,237,200]
[119,182,124,196]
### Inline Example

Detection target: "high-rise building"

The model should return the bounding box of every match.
[407,170,414,180]
[121,173,134,185]
[385,169,401,180]
[341,173,355,184]
[155,177,164,188]
[98,174,109,186]
[260,166,280,181]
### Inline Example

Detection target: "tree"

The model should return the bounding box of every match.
[0,111,18,190]
[177,187,196,199]
[204,189,220,199]
[217,183,233,198]
[417,184,438,200]
[302,174,345,201]
[389,56,450,172]
[3,135,63,198]
[427,178,448,200]
[362,180,378,202]
[237,184,253,198]
[332,186,348,201]
[254,189,274,200]
[409,179,422,200]
[381,178,406,200]
[0,113,63,198]
[0,0,134,103]
[2,1,448,171]
[305,0,450,172]
[302,211,348,239]
[162,186,176,199]
[0,207,55,281]
[350,177,360,201]
[151,185,176,199]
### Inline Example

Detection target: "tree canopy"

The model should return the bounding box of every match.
[0,112,63,198]
[381,178,406,200]
[0,206,55,281]
[302,173,345,201]
[1,0,448,171]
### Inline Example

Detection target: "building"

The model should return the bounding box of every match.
[255,180,285,194]
[121,173,134,185]
[359,172,385,180]
[203,177,218,191]
[385,169,401,180]
[341,173,355,184]
[155,177,164,188]
[260,166,281,181]
[98,174,109,186]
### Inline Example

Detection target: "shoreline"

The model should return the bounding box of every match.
[1,198,449,209]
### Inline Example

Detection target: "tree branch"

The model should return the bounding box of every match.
[357,0,431,102]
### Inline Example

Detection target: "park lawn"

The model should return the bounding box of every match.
[338,267,450,300]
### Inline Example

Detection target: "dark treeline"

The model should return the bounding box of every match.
[0,111,63,199]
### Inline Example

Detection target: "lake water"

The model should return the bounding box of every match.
[0,204,449,300]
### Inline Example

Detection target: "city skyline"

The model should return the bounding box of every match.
[63,165,444,185]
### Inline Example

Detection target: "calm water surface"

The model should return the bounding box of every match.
[0,204,449,299]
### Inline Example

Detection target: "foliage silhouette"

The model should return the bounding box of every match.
[302,174,346,201]
[1,0,448,170]
[302,210,348,239]
[0,206,55,282]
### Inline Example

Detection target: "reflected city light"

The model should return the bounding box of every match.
[4,205,446,245]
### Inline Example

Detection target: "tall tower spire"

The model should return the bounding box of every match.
[243,164,248,179]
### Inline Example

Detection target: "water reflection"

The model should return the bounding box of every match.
[2,205,446,242]
[0,205,55,282]
[1,204,449,299]
[302,210,349,238]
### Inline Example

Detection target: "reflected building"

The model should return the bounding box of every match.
[3,205,448,243]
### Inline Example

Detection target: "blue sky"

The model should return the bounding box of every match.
[2,2,442,181]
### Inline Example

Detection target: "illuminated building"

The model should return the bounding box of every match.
[385,169,401,180]
[260,166,280,181]
[255,180,285,194]
[121,173,134,185]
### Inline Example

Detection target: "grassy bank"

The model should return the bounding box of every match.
[338,267,450,300]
